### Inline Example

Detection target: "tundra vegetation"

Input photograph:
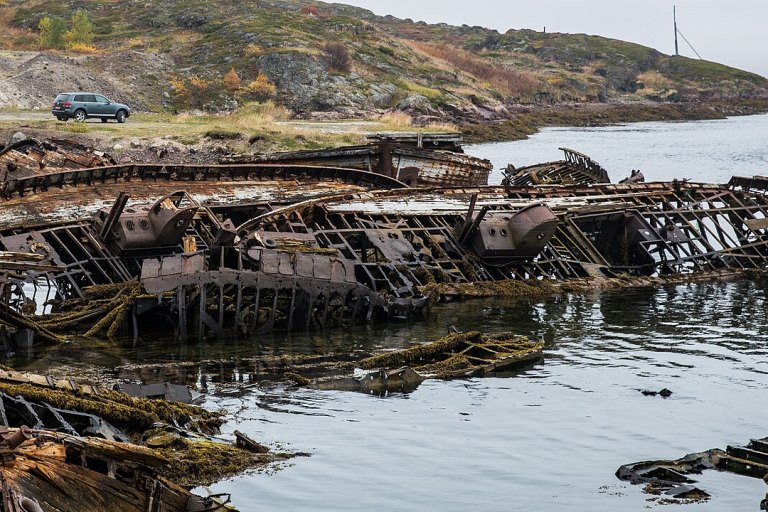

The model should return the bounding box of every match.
[0,0,765,148]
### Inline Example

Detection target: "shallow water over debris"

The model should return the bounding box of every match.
[198,279,768,511]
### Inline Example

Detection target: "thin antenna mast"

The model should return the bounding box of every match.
[673,5,679,56]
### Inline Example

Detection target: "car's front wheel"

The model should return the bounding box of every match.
[116,110,127,124]
[74,110,87,122]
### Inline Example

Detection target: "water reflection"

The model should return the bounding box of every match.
[17,280,768,388]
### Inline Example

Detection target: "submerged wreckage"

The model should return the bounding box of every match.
[1,136,768,344]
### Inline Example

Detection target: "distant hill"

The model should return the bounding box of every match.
[2,0,767,124]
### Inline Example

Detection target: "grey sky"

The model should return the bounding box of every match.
[336,0,768,77]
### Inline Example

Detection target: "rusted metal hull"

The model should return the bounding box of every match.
[2,157,768,341]
[221,142,492,187]
[502,147,611,186]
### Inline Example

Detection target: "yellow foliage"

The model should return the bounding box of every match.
[242,73,277,100]
[168,76,192,110]
[244,43,264,57]
[66,42,99,54]
[223,68,241,92]
[189,76,211,91]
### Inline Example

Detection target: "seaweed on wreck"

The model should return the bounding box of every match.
[0,382,224,434]
[36,281,142,339]
[142,427,292,487]
[358,330,543,378]
[358,331,484,370]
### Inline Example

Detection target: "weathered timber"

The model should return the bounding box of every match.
[221,135,492,187]
[502,147,611,186]
[106,330,542,394]
[0,138,116,180]
[0,430,236,512]
[618,435,768,508]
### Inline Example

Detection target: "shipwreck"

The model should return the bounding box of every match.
[220,132,493,187]
[0,137,767,345]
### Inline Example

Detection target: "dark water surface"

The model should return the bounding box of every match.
[203,281,768,511]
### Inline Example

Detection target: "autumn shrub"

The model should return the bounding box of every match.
[67,42,99,54]
[244,43,264,57]
[241,73,277,101]
[223,68,241,92]
[300,5,320,16]
[188,76,216,108]
[169,76,190,109]
[322,41,351,72]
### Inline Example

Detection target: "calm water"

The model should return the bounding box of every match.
[197,115,768,511]
[466,113,768,185]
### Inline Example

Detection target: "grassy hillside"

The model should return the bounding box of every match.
[1,0,766,120]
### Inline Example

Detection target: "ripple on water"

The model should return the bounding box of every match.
[201,277,768,511]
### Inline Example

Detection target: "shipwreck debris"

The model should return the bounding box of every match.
[307,331,544,393]
[0,428,236,512]
[501,147,611,186]
[0,367,295,510]
[221,133,492,187]
[640,388,673,397]
[2,138,768,341]
[619,169,645,184]
[617,435,768,507]
[0,137,115,179]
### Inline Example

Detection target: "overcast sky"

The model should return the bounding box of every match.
[336,0,767,77]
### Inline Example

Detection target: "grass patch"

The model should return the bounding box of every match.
[66,122,90,133]
[398,80,443,100]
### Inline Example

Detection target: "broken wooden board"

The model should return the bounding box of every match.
[304,331,543,393]
[617,435,768,508]
[357,331,544,378]
[0,430,234,512]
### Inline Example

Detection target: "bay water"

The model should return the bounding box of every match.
[198,114,768,511]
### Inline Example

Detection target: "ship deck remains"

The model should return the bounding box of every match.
[221,132,492,187]
[502,147,612,186]
[0,163,767,343]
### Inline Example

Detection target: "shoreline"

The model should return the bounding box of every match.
[459,100,768,144]
[2,100,768,158]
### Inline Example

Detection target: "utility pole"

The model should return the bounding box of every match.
[673,5,679,56]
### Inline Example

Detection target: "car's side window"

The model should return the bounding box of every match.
[74,95,85,102]
[95,95,109,104]
[84,95,96,103]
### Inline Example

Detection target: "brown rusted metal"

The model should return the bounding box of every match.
[221,135,492,187]
[4,176,768,342]
[0,138,115,179]
[618,434,768,508]
[502,147,611,186]
[2,139,768,343]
